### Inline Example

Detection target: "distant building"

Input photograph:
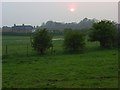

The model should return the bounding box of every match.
[12,24,34,32]
[2,24,34,33]
[2,26,12,32]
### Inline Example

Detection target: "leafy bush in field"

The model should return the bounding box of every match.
[89,20,117,48]
[63,29,85,53]
[31,28,53,55]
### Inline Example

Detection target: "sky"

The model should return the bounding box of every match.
[1,1,119,27]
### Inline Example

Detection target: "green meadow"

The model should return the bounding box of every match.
[2,35,118,88]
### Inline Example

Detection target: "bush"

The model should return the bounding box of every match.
[63,29,85,53]
[89,20,117,48]
[31,28,53,55]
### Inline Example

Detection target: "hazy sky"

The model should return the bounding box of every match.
[2,2,118,26]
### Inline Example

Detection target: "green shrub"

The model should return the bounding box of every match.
[31,28,53,55]
[89,20,117,48]
[63,29,85,53]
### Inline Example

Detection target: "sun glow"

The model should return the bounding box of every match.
[68,3,77,12]
[70,8,75,12]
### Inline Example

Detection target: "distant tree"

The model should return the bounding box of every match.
[63,29,85,53]
[89,20,117,48]
[31,28,53,55]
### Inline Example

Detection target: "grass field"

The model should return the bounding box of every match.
[2,35,118,88]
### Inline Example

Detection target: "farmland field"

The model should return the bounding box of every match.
[2,35,118,88]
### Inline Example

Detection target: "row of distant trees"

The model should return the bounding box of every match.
[41,18,95,31]
[31,20,118,55]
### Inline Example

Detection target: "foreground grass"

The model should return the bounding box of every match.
[2,36,118,88]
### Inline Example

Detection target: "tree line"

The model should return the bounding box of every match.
[40,18,96,31]
[31,20,119,55]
